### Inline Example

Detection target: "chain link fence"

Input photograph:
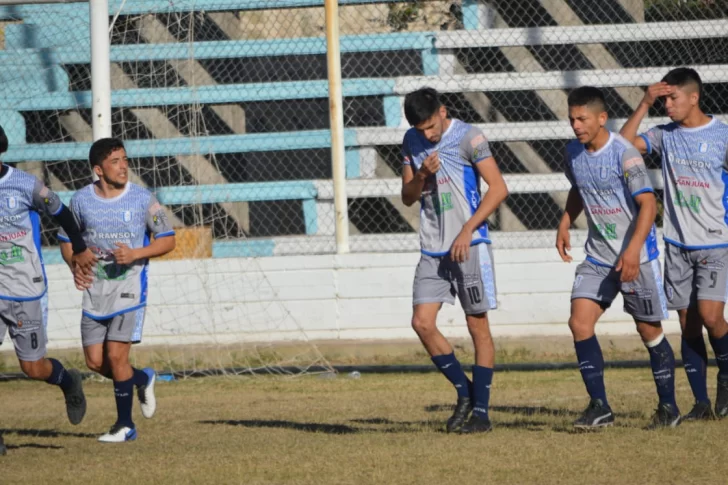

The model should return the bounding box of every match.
[2,0,728,256]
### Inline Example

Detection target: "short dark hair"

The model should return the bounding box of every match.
[0,124,8,155]
[662,67,702,98]
[567,86,607,113]
[89,138,125,167]
[404,87,442,126]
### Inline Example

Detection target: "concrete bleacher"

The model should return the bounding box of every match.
[2,0,728,258]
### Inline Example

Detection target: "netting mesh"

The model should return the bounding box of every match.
[1,0,728,370]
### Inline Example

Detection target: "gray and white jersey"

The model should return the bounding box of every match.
[565,132,659,267]
[402,119,494,256]
[0,166,62,301]
[640,116,728,250]
[58,182,174,319]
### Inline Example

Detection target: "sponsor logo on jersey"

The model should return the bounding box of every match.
[589,206,623,216]
[0,230,27,242]
[0,215,22,224]
[676,176,710,189]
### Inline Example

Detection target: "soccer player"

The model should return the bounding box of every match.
[620,67,728,420]
[557,87,680,429]
[400,88,508,434]
[59,138,176,443]
[0,124,96,437]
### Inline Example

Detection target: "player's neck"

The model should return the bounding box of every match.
[679,110,712,129]
[584,128,610,153]
[93,180,127,199]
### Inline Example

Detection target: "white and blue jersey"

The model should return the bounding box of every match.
[58,182,174,319]
[565,132,659,267]
[402,119,493,256]
[0,166,63,301]
[640,116,728,250]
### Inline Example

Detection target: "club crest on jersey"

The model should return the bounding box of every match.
[699,142,708,153]
[122,210,132,223]
[6,196,17,209]
[599,167,608,180]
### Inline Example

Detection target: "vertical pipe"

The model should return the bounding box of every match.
[325,0,350,254]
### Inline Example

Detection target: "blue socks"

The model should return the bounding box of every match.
[46,358,74,392]
[471,365,493,419]
[709,333,728,382]
[431,352,471,398]
[113,378,135,428]
[574,335,608,407]
[646,334,678,410]
[682,335,709,403]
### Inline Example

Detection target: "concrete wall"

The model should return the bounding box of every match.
[22,246,682,352]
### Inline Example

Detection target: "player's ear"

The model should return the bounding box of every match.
[598,110,608,127]
[439,105,447,120]
[93,164,103,178]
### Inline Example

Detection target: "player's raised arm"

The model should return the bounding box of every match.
[401,151,438,207]
[620,82,674,154]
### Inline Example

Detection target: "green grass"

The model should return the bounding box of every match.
[0,366,724,484]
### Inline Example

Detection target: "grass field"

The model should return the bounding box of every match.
[1,362,727,484]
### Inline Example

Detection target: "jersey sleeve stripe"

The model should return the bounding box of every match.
[57,234,71,243]
[639,134,651,155]
[631,187,654,197]
[154,231,176,238]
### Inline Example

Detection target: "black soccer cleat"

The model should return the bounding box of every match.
[459,413,493,434]
[683,400,715,421]
[62,369,87,425]
[0,434,6,456]
[715,379,728,418]
[446,397,473,433]
[573,399,614,429]
[646,403,681,430]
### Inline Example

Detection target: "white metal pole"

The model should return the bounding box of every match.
[325,0,350,254]
[89,0,112,140]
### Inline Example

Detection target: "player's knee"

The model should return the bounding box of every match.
[19,359,45,380]
[700,312,726,333]
[105,348,129,368]
[568,316,591,340]
[85,356,104,374]
[411,315,436,336]
[466,314,490,336]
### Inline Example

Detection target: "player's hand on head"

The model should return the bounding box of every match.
[555,227,572,263]
[419,151,440,177]
[71,249,97,276]
[616,247,640,282]
[113,242,137,265]
[450,227,471,263]
[642,82,674,107]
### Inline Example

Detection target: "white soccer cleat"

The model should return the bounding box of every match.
[98,424,137,443]
[138,367,157,419]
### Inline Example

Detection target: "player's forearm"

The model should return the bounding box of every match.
[463,181,508,233]
[561,188,584,228]
[53,205,87,254]
[619,102,650,143]
[132,236,176,261]
[627,196,657,252]
[401,171,427,206]
[59,242,73,268]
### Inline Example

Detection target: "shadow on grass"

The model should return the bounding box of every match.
[0,428,97,439]
[6,443,64,450]
[201,418,448,435]
[200,419,360,434]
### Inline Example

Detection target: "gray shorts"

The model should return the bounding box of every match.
[0,294,48,362]
[571,258,669,322]
[81,307,146,347]
[413,244,497,315]
[664,244,728,310]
